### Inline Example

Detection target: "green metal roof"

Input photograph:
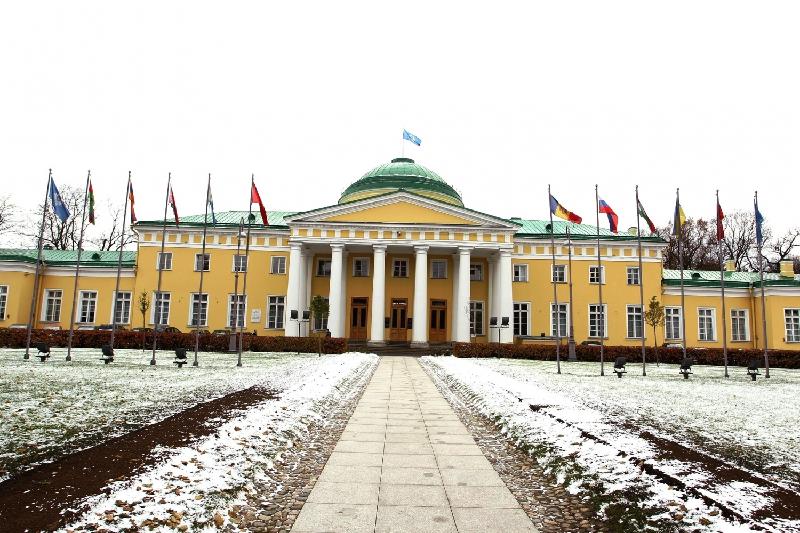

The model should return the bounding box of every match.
[0,248,136,267]
[136,210,294,228]
[662,269,800,288]
[339,158,464,206]
[512,218,665,242]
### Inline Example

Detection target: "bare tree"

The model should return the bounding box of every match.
[659,218,720,270]
[0,195,15,238]
[86,200,137,251]
[764,229,800,272]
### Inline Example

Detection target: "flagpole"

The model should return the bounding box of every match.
[193,173,211,367]
[548,185,561,374]
[755,191,770,378]
[717,190,729,378]
[66,170,91,362]
[151,173,171,366]
[24,170,53,360]
[677,188,688,360]
[237,175,254,367]
[231,217,243,354]
[636,185,646,376]
[110,172,131,350]
[595,184,605,376]
[566,225,577,361]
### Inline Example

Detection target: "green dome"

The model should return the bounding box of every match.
[339,157,463,207]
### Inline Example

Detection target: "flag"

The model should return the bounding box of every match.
[672,197,686,236]
[251,181,269,225]
[207,183,217,224]
[637,199,656,234]
[716,199,724,241]
[168,187,179,226]
[128,180,137,224]
[48,177,70,222]
[598,199,619,233]
[87,179,95,225]
[402,129,421,146]
[755,198,764,246]
[549,194,582,223]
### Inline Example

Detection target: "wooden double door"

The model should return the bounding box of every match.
[429,299,447,342]
[389,299,408,341]
[350,297,368,340]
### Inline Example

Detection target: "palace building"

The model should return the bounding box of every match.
[2,156,800,350]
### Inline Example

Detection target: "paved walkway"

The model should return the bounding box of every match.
[292,356,538,533]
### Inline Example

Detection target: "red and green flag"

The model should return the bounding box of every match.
[637,198,656,234]
[88,179,95,224]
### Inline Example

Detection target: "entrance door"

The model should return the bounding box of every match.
[350,297,368,340]
[390,299,408,341]
[429,299,447,342]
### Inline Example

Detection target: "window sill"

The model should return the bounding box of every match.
[513,279,528,283]
[730,339,751,343]
[270,272,287,276]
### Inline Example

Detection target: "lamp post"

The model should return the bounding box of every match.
[290,310,310,354]
[489,316,510,346]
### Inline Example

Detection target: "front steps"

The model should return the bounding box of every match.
[347,340,452,357]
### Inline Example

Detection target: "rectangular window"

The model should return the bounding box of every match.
[698,308,716,341]
[157,252,172,270]
[665,307,682,340]
[233,254,248,272]
[44,289,63,322]
[552,264,566,283]
[268,296,285,329]
[588,304,607,338]
[194,253,210,272]
[431,260,447,279]
[113,291,132,324]
[77,291,98,323]
[731,309,749,342]
[317,259,332,277]
[513,264,528,282]
[228,294,246,328]
[551,303,568,337]
[627,305,643,338]
[190,293,209,327]
[513,302,530,336]
[785,309,800,342]
[469,263,483,281]
[153,292,171,325]
[0,286,7,319]
[270,256,287,274]
[589,266,605,284]
[353,257,370,277]
[469,301,484,336]
[627,266,640,286]
[393,259,408,278]
[314,297,329,331]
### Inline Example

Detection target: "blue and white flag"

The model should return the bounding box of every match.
[402,129,421,146]
[48,177,70,222]
[207,183,217,224]
[755,197,765,246]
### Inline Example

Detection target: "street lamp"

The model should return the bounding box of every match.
[290,310,310,354]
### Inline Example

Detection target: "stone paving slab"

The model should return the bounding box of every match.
[291,356,539,532]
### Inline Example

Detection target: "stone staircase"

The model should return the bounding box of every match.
[346,341,452,357]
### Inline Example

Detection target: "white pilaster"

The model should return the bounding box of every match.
[286,242,304,337]
[369,244,387,345]
[456,246,472,342]
[499,248,514,343]
[327,243,345,337]
[412,245,429,346]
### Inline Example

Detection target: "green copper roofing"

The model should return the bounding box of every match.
[662,269,800,288]
[136,210,294,228]
[339,158,464,206]
[512,218,665,242]
[0,248,136,267]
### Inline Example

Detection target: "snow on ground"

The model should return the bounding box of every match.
[0,348,351,481]
[59,352,377,532]
[422,356,800,532]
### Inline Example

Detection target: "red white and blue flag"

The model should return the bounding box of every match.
[598,199,619,233]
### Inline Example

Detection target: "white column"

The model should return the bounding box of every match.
[286,242,303,337]
[369,244,387,345]
[303,252,313,335]
[489,255,499,327]
[327,243,345,337]
[412,245,429,346]
[499,248,514,343]
[451,252,460,340]
[456,246,472,342]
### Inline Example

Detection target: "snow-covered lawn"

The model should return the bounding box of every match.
[422,356,800,532]
[0,348,353,480]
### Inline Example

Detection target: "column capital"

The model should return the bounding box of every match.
[372,244,388,252]
[330,242,345,252]
[289,241,304,251]
[458,246,473,255]
[498,247,513,258]
[414,245,430,253]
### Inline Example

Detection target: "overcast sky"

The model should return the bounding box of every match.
[1,1,798,245]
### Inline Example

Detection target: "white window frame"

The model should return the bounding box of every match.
[267,295,285,329]
[353,257,370,277]
[189,293,209,327]
[626,304,644,339]
[551,264,567,283]
[512,264,528,282]
[469,300,485,336]
[431,259,448,279]
[550,303,569,337]
[513,302,531,336]
[469,263,483,281]
[43,289,63,322]
[730,309,749,342]
[626,266,640,286]
[698,307,716,342]
[665,306,682,340]
[784,308,800,343]
[232,254,248,273]
[316,258,332,277]
[313,297,329,331]
[0,285,8,319]
[270,255,287,275]
[392,258,409,278]
[76,290,98,324]
[588,303,608,338]
[194,253,210,272]
[110,291,132,325]
[151,292,171,325]
[228,294,247,328]
[589,265,605,284]
[156,252,173,271]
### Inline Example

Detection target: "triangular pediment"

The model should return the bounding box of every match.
[285,191,519,229]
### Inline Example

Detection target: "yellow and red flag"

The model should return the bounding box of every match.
[549,194,582,224]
